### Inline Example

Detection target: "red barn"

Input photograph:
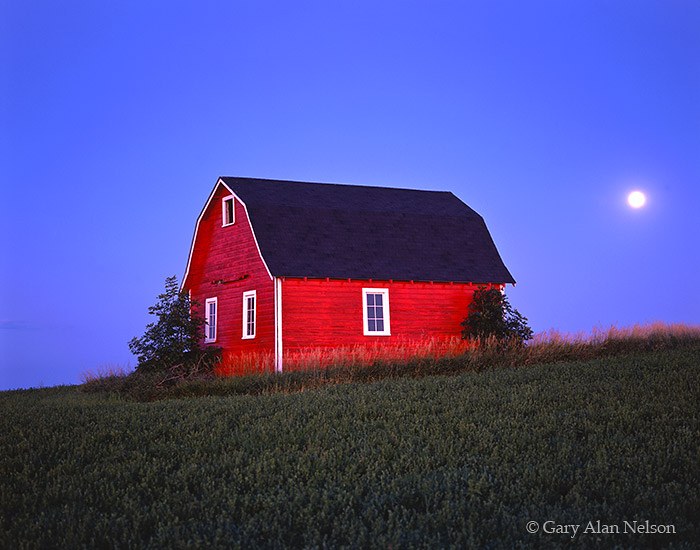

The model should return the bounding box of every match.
[182,177,515,373]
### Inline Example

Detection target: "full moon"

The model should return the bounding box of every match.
[628,191,646,208]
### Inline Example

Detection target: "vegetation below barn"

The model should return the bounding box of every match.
[2,342,700,548]
[83,321,699,401]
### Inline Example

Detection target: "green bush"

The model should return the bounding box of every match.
[129,275,220,374]
[461,286,533,342]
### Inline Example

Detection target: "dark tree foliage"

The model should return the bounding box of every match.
[461,286,533,342]
[129,276,218,373]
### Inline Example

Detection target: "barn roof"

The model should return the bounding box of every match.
[220,177,515,284]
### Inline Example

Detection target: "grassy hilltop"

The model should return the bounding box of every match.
[2,340,700,549]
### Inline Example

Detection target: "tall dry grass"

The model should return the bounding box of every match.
[81,321,700,400]
[216,321,700,379]
[523,321,700,366]
[80,363,132,384]
[216,337,472,376]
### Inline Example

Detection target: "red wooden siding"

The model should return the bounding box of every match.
[281,277,496,352]
[183,183,274,357]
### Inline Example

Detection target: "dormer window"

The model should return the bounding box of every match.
[222,196,235,226]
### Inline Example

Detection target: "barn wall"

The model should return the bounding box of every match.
[183,183,274,361]
[281,278,496,351]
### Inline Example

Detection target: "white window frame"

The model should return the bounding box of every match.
[242,290,256,339]
[222,195,235,226]
[204,297,218,343]
[362,288,390,336]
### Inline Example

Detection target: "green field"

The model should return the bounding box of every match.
[2,345,699,549]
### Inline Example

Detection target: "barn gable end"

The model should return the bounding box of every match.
[183,180,275,361]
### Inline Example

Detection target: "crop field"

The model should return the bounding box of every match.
[2,344,699,549]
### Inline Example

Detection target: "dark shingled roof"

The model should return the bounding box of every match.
[220,177,515,284]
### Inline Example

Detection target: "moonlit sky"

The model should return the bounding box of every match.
[2,1,699,390]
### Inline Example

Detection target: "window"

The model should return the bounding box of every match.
[242,290,256,339]
[222,196,235,226]
[363,288,390,336]
[205,297,217,342]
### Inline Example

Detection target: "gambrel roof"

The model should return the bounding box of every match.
[218,177,515,284]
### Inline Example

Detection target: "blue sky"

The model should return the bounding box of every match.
[2,1,699,390]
